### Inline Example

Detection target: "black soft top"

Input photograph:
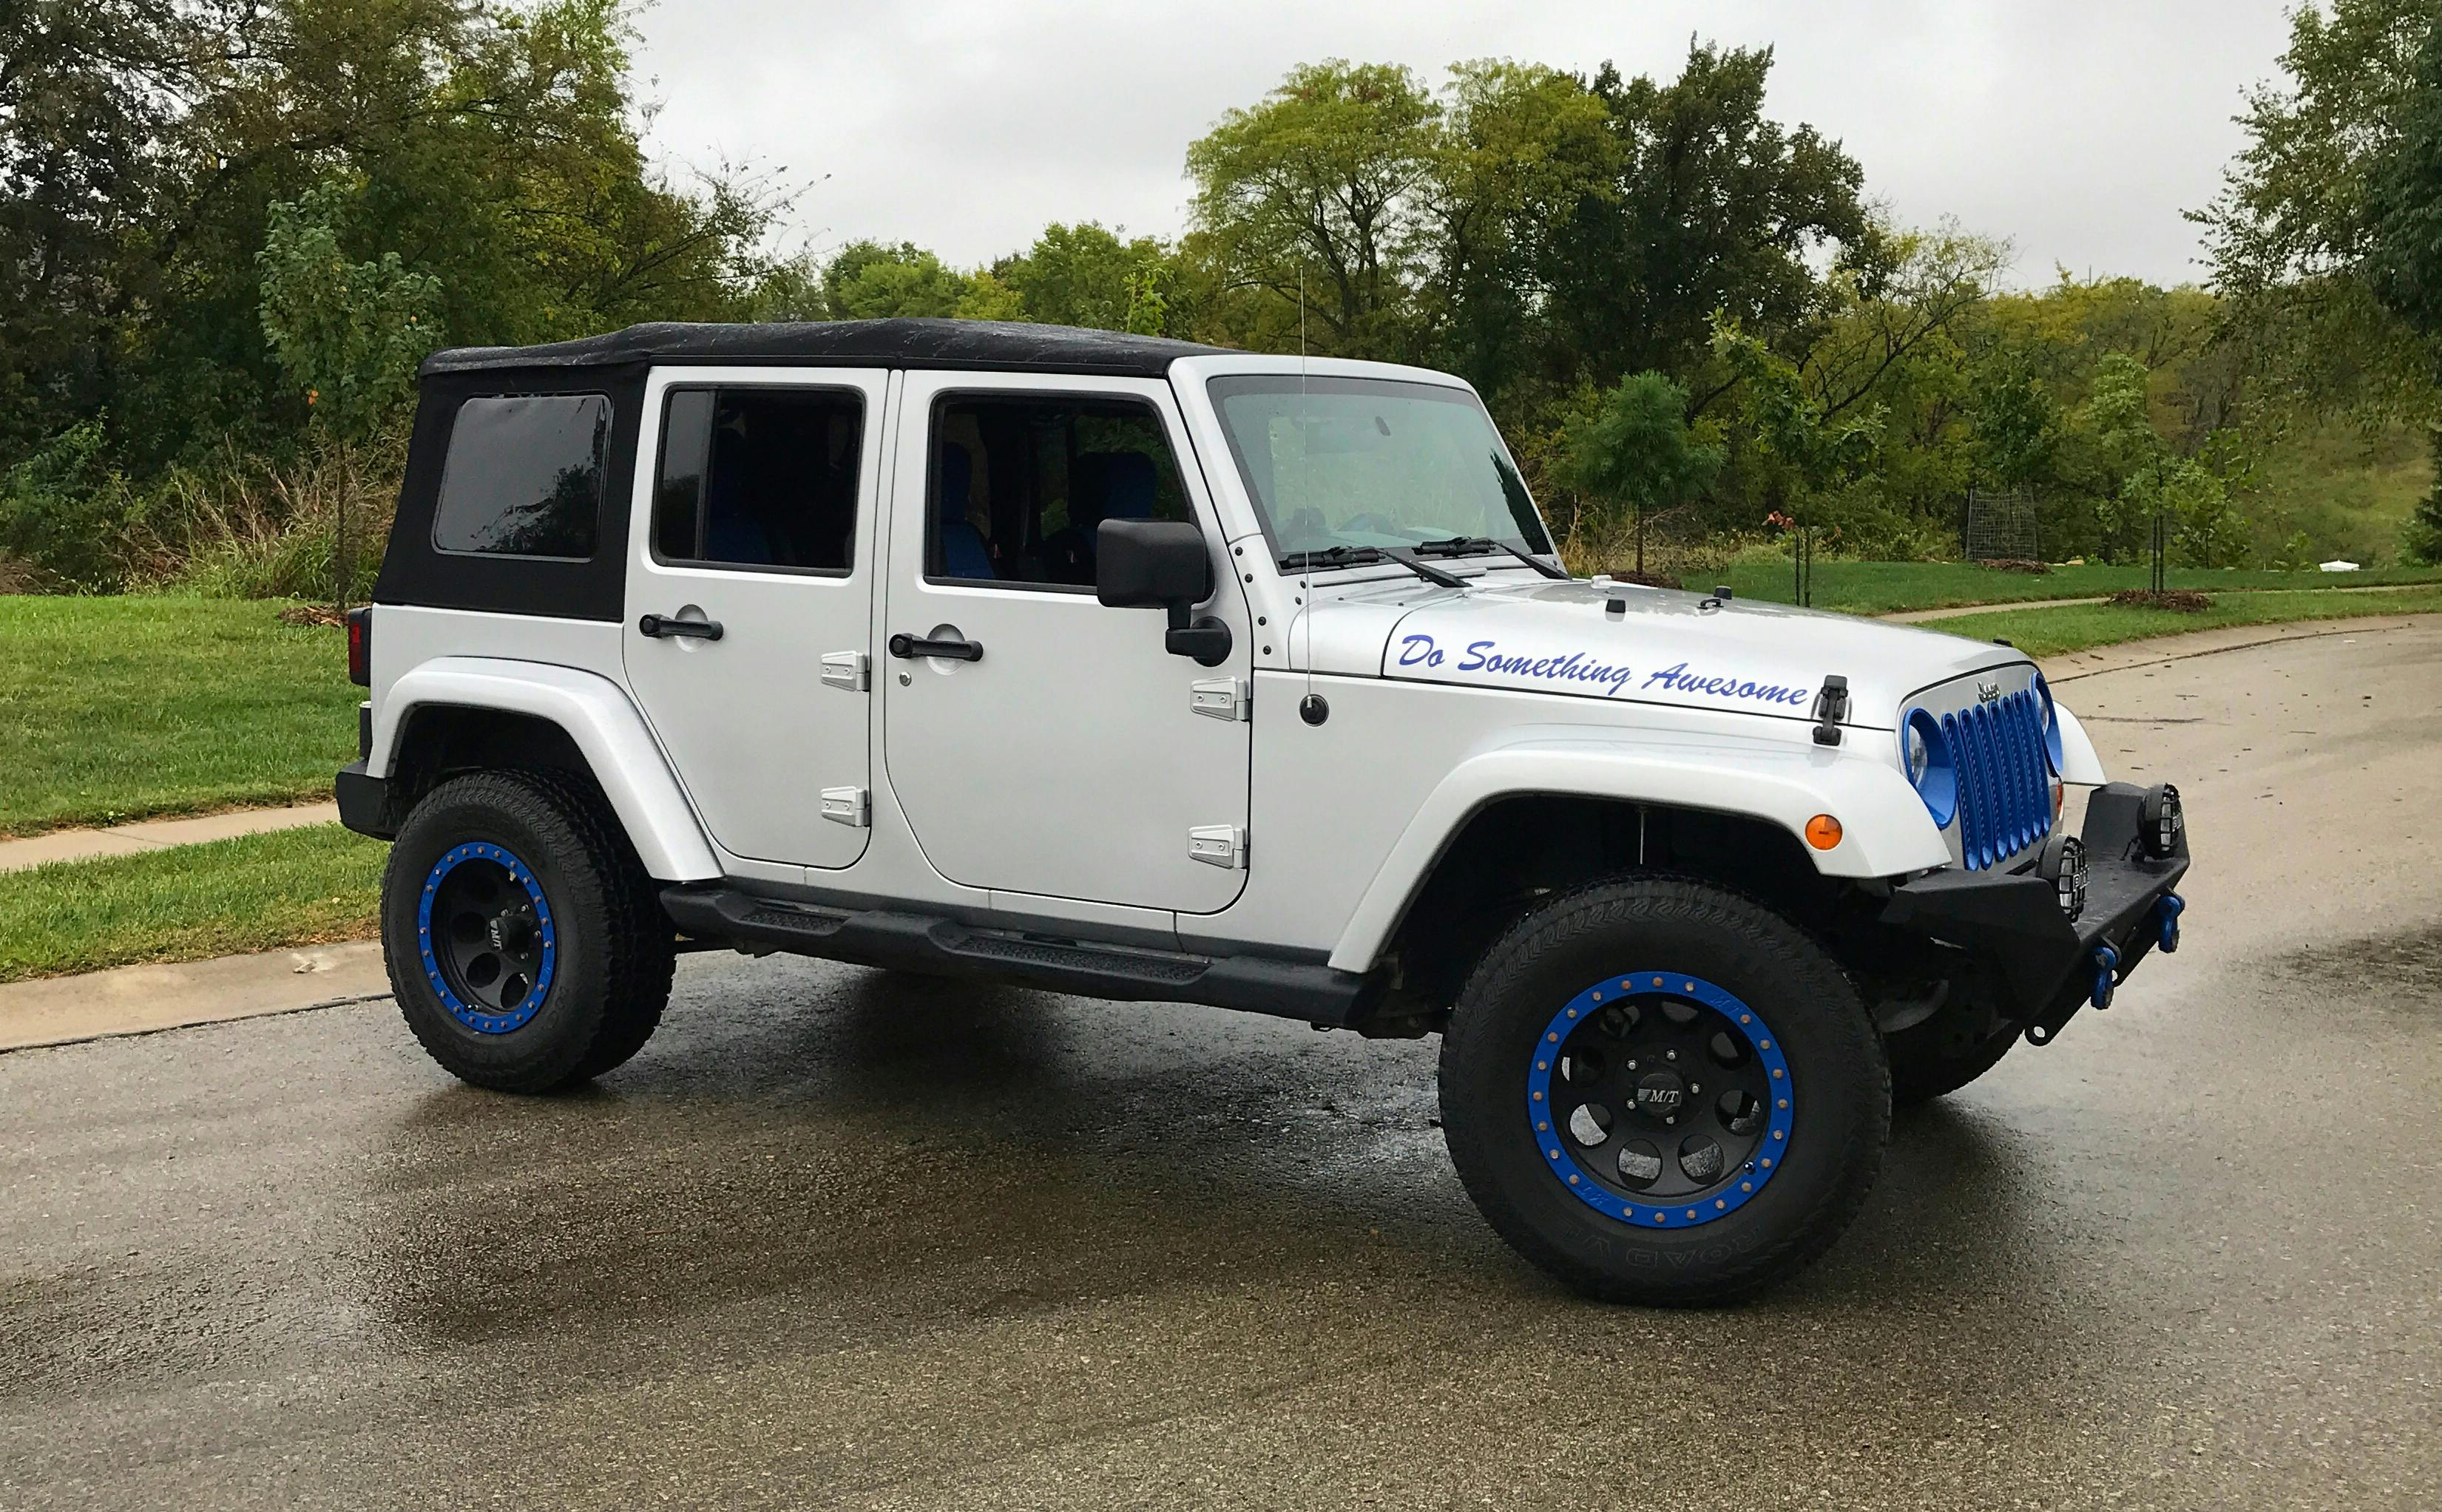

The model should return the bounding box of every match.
[420,318,1232,379]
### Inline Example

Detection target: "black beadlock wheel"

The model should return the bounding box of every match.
[1438,875,1889,1305]
[382,770,675,1093]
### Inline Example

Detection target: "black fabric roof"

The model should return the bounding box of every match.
[420,318,1234,378]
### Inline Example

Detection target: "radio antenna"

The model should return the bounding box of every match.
[1297,263,1323,725]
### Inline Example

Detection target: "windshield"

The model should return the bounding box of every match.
[1207,375,1552,563]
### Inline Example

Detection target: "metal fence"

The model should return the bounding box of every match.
[1963,488,2040,563]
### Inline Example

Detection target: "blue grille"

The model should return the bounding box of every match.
[1941,690,2053,869]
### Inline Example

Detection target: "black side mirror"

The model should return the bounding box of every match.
[1097,519,1233,667]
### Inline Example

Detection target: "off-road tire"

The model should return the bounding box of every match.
[382,770,675,1092]
[1438,875,1889,1305]
[1884,1018,2018,1108]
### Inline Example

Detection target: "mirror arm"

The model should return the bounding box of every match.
[1163,601,1234,668]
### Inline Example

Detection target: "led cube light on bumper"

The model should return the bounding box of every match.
[1878,781,2191,1049]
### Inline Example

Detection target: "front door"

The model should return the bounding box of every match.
[623,367,885,869]
[879,373,1252,913]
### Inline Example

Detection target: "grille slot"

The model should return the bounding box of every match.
[1941,690,2052,869]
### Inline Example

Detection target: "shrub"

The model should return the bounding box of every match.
[2407,485,2442,566]
[0,421,144,590]
[2109,589,2213,611]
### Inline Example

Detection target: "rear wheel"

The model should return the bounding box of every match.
[1438,876,1888,1305]
[382,770,674,1093]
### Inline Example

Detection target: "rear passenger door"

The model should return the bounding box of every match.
[623,367,885,870]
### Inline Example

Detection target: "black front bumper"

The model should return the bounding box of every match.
[1881,782,2189,1045]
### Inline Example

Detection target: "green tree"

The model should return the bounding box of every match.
[1966,350,2062,492]
[1552,372,1722,574]
[1418,61,1611,401]
[1541,44,1867,395]
[2196,0,2440,563]
[1712,320,1879,602]
[2363,12,2442,560]
[2083,355,2250,574]
[1001,222,1175,332]
[1186,60,1441,354]
[0,0,785,485]
[820,240,973,319]
[257,178,442,612]
[0,0,230,457]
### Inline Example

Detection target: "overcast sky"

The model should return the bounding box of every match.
[629,0,2298,291]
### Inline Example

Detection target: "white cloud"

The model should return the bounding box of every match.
[630,0,2295,289]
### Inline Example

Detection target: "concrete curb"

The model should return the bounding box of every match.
[2038,614,2434,682]
[0,801,340,873]
[1876,579,2435,625]
[0,939,390,1053]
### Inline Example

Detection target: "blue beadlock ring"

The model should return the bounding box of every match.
[416,841,557,1034]
[1525,972,1795,1229]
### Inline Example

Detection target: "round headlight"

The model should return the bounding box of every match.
[1901,707,1957,827]
[2032,671,2066,775]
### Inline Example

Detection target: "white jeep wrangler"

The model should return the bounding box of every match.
[337,319,2190,1303]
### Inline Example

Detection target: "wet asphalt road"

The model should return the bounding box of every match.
[4,623,2441,1510]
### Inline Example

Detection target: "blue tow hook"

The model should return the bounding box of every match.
[2089,943,2120,1011]
[2156,893,2186,953]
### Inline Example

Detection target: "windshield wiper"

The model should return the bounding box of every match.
[1413,535,1569,580]
[1381,546,1468,589]
[1277,545,1382,572]
[1278,543,1467,590]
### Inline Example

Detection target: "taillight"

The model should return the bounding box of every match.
[347,607,372,687]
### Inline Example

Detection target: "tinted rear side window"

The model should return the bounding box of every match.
[432,394,609,559]
[653,387,864,572]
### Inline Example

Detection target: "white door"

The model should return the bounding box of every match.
[880,373,1252,912]
[623,367,885,869]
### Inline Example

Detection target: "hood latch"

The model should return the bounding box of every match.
[1810,675,1849,747]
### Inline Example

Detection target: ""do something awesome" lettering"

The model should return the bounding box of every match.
[1395,635,1814,711]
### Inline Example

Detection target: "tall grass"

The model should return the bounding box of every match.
[0,424,409,600]
[137,430,405,601]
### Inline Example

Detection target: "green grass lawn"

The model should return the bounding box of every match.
[0,594,360,837]
[1908,583,2442,660]
[1714,559,2442,615]
[0,824,385,983]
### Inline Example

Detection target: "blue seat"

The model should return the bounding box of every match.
[936,445,994,580]
[1094,451,1157,521]
[1041,451,1160,583]
[704,501,771,565]
[941,519,992,580]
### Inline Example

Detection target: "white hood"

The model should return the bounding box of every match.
[1284,570,2028,729]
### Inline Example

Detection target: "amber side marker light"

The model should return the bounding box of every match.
[1805,814,1843,850]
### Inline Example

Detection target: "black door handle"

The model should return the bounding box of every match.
[639,613,723,641]
[887,631,983,662]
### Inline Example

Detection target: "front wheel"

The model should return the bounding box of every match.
[1438,876,1888,1305]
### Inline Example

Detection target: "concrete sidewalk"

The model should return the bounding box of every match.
[0,800,338,872]
[0,938,389,1053]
